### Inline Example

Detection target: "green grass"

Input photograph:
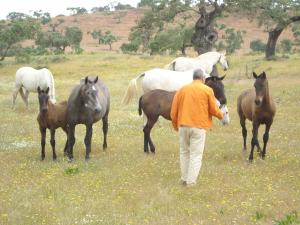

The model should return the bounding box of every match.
[0,52,299,225]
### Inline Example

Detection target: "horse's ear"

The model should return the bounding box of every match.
[46,87,50,94]
[85,76,88,85]
[37,86,41,93]
[261,71,266,79]
[218,75,226,81]
[253,72,258,79]
[94,76,98,84]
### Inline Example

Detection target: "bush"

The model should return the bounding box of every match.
[120,43,139,53]
[250,40,266,52]
[279,39,293,53]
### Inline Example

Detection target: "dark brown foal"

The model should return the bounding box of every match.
[37,87,68,160]
[139,75,227,153]
[237,72,276,161]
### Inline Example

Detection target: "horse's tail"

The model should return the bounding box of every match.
[164,60,176,70]
[48,70,56,103]
[122,73,145,105]
[138,96,143,116]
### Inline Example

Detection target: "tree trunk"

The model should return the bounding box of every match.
[265,16,300,60]
[265,29,283,60]
[181,45,186,56]
[191,3,224,55]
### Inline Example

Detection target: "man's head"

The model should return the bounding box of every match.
[193,69,206,81]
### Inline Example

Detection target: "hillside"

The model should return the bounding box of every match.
[43,9,294,54]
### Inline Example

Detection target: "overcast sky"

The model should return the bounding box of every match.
[0,0,140,19]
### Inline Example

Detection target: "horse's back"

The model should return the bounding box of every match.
[141,89,175,120]
[142,69,192,92]
[15,67,52,92]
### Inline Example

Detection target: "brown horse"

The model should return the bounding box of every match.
[237,71,276,161]
[139,75,227,153]
[37,87,68,160]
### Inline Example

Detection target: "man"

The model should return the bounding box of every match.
[170,69,224,187]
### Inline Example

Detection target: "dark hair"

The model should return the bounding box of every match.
[193,69,205,80]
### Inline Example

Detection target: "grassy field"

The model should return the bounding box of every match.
[0,53,299,225]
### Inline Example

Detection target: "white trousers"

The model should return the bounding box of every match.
[179,127,206,185]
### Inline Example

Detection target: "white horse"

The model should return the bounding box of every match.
[122,68,229,124]
[165,51,229,75]
[12,67,56,108]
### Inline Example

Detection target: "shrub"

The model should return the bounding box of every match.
[279,39,293,53]
[121,43,139,53]
[250,40,266,52]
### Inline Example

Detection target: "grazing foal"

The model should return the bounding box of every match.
[237,72,276,161]
[37,87,68,160]
[139,75,229,153]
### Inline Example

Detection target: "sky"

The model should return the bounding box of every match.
[0,0,140,19]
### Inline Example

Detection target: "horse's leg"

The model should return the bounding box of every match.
[40,127,46,161]
[249,122,259,162]
[67,124,76,161]
[148,117,158,153]
[102,115,108,150]
[19,88,27,106]
[50,129,57,161]
[240,116,247,151]
[84,124,93,161]
[142,114,149,153]
[62,127,68,156]
[261,121,272,160]
[24,90,29,108]
[12,87,20,109]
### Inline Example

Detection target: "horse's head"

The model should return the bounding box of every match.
[205,75,227,105]
[253,71,267,107]
[37,86,50,114]
[219,52,229,71]
[80,76,101,114]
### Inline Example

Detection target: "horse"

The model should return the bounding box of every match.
[164,51,229,75]
[37,87,68,161]
[67,76,110,161]
[122,69,211,105]
[12,67,56,109]
[237,72,276,162]
[139,76,230,153]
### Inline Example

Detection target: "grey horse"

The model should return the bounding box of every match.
[67,76,110,161]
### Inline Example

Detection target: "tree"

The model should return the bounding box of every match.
[65,26,83,53]
[90,30,119,50]
[227,0,300,59]
[91,6,111,13]
[149,24,193,55]
[132,0,226,54]
[32,10,51,25]
[114,3,134,10]
[0,15,40,61]
[222,28,244,54]
[67,7,88,16]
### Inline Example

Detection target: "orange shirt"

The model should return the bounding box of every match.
[170,80,223,130]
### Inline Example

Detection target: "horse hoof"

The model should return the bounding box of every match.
[248,158,253,163]
[53,157,57,161]
[85,156,90,161]
[67,157,73,163]
[103,144,107,150]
